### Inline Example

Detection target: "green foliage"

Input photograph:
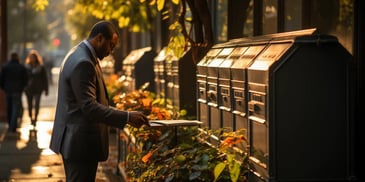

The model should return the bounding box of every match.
[32,0,49,11]
[65,3,100,43]
[7,0,50,51]
[73,0,158,33]
[31,0,198,60]
[157,0,165,11]
[125,126,249,182]
[166,21,186,60]
[214,162,226,181]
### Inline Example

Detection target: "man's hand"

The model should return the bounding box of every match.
[127,111,150,128]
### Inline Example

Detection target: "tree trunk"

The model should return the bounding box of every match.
[182,0,213,64]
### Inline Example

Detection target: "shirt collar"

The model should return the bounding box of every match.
[82,40,99,62]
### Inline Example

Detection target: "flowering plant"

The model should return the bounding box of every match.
[112,82,187,120]
[104,74,129,106]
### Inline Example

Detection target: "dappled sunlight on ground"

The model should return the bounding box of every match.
[19,121,54,150]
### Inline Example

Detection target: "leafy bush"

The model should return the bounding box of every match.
[112,82,186,120]
[125,126,248,182]
[109,82,249,181]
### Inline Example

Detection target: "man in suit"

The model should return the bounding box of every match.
[49,21,150,182]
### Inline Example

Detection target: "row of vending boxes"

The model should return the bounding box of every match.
[196,31,294,131]
[121,47,197,117]
[196,33,279,182]
[196,28,355,182]
[119,28,354,181]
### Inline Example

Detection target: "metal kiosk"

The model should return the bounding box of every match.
[122,47,156,92]
[196,47,222,127]
[246,30,355,181]
[159,48,197,117]
[154,47,169,99]
[171,48,197,117]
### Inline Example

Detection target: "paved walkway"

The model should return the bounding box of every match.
[0,73,124,182]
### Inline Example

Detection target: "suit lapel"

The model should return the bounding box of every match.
[96,60,109,105]
[81,41,110,105]
[95,62,109,105]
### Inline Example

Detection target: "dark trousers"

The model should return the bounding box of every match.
[5,92,22,132]
[25,93,41,123]
[62,157,98,182]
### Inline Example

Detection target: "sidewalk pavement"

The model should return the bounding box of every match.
[0,73,124,182]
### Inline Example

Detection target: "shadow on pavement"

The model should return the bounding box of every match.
[0,130,42,180]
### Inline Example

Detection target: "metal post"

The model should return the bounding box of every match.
[1,0,7,63]
[0,0,8,122]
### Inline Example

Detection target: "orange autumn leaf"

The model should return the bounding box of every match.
[157,112,163,120]
[108,74,118,81]
[221,135,246,147]
[159,109,171,119]
[141,98,152,107]
[142,151,153,163]
[151,107,160,113]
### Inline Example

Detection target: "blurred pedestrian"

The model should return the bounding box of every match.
[0,52,28,133]
[24,49,49,128]
[49,21,150,182]
[43,54,54,85]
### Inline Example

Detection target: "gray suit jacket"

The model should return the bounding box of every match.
[50,42,128,161]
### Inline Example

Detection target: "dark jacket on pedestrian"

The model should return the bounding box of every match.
[24,64,49,95]
[0,54,28,93]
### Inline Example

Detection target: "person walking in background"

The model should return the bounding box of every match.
[49,21,150,182]
[24,50,49,128]
[0,52,28,133]
[43,54,54,85]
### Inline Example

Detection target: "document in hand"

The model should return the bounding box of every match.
[149,120,202,127]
